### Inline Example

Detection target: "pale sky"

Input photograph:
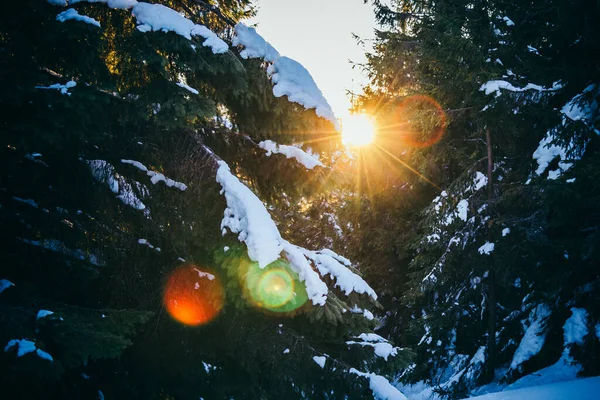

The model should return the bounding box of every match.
[248,0,377,119]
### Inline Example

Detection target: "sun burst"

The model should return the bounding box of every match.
[342,114,375,147]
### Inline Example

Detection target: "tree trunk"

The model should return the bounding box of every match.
[485,127,497,382]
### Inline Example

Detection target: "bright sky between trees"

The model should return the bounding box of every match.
[248,0,377,120]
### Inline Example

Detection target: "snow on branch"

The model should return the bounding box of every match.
[132,3,228,54]
[258,140,323,169]
[233,23,340,130]
[232,23,280,62]
[35,80,76,96]
[480,80,563,98]
[215,159,375,306]
[346,333,400,361]
[50,0,228,54]
[121,159,188,191]
[532,85,597,180]
[88,160,148,212]
[56,8,101,27]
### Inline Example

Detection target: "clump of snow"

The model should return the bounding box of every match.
[0,279,15,294]
[193,267,215,281]
[131,3,228,54]
[268,57,339,129]
[36,349,54,361]
[478,242,495,255]
[456,199,469,222]
[5,339,37,357]
[502,16,515,26]
[121,159,187,191]
[202,361,216,373]
[232,23,280,62]
[561,84,598,126]
[532,132,575,179]
[427,233,440,243]
[349,368,408,400]
[312,355,326,369]
[472,172,488,191]
[36,310,54,320]
[502,228,511,237]
[283,348,290,354]
[4,339,51,361]
[350,305,375,321]
[36,80,76,96]
[232,23,339,130]
[258,140,323,169]
[510,304,551,369]
[56,9,101,27]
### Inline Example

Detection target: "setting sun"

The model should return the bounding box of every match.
[342,114,375,146]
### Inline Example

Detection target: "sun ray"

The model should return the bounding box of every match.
[374,143,441,191]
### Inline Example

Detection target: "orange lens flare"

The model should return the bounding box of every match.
[388,95,446,148]
[163,265,224,326]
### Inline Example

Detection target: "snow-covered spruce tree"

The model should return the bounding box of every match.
[1,1,411,399]
[354,0,600,397]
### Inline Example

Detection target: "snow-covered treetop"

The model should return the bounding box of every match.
[233,22,340,130]
[48,0,229,54]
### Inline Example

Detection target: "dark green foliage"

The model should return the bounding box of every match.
[352,0,600,397]
[1,1,407,399]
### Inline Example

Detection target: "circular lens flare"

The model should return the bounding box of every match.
[392,95,446,148]
[163,265,224,326]
[257,268,295,309]
[342,114,375,147]
[241,260,308,314]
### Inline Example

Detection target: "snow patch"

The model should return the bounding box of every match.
[0,279,15,294]
[478,242,495,255]
[36,310,55,320]
[312,355,326,368]
[510,304,551,369]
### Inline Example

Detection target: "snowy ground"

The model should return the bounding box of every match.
[464,376,600,400]
[397,376,600,400]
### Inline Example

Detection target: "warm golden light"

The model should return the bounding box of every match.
[342,114,376,146]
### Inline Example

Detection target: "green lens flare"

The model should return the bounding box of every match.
[258,269,294,308]
[242,260,309,313]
